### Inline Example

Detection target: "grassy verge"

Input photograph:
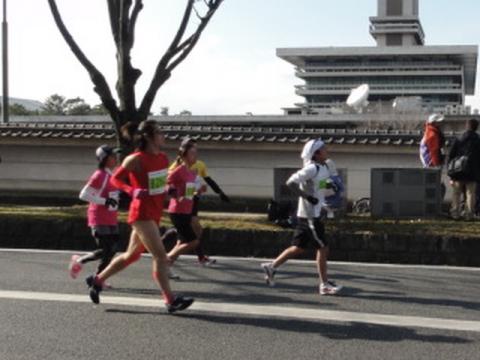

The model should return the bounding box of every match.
[0,205,479,237]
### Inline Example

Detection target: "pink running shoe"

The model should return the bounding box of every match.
[69,255,83,279]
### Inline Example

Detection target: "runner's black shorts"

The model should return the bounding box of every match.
[292,217,328,249]
[191,195,200,217]
[169,213,197,243]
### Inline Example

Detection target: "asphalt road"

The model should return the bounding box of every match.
[0,249,479,360]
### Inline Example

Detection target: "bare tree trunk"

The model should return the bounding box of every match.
[48,0,224,150]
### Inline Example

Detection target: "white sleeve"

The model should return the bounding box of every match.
[79,185,107,206]
[286,164,317,185]
[194,176,203,190]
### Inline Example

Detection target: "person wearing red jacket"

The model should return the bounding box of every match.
[420,114,446,168]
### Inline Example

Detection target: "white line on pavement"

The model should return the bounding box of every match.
[1,289,480,333]
[0,248,479,272]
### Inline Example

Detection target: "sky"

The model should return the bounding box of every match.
[7,0,480,115]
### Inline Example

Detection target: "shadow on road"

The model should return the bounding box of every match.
[343,287,480,311]
[103,309,472,344]
[183,313,473,344]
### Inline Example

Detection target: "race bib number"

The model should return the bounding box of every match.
[108,191,120,212]
[318,179,328,190]
[185,182,197,200]
[148,170,167,195]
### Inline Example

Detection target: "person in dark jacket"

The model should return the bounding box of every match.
[448,119,480,220]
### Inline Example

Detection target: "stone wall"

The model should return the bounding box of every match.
[0,217,478,267]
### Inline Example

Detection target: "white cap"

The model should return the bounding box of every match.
[427,114,445,124]
[301,139,325,165]
[95,145,121,163]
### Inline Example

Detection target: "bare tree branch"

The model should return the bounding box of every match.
[138,0,223,120]
[128,0,144,47]
[49,0,224,143]
[47,0,119,121]
[107,0,121,44]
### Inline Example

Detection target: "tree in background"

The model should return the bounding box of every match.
[90,104,110,116]
[41,94,67,115]
[47,0,224,149]
[64,97,92,116]
[41,94,94,116]
[159,107,170,116]
[8,104,37,116]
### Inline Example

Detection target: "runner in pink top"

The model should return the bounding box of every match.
[168,164,199,215]
[86,169,119,226]
[68,145,121,280]
[167,141,206,264]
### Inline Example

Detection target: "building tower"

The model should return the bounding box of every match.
[370,0,424,47]
[277,0,478,115]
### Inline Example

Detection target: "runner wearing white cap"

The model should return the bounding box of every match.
[261,139,342,295]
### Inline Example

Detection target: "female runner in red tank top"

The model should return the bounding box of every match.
[85,120,194,313]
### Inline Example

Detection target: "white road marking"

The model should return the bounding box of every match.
[1,289,479,333]
[0,248,479,272]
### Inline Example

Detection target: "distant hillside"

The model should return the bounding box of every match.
[0,97,43,111]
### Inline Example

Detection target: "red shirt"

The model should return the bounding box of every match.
[167,164,199,215]
[126,151,169,224]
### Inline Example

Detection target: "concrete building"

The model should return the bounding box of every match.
[278,0,478,115]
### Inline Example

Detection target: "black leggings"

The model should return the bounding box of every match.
[80,233,119,274]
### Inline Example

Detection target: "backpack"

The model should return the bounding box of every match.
[447,138,474,179]
[447,155,470,179]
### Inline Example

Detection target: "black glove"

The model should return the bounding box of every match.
[306,196,319,205]
[105,197,118,208]
[219,192,231,203]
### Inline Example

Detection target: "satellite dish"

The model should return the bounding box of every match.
[347,84,370,113]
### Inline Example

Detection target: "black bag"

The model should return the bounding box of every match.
[447,155,470,179]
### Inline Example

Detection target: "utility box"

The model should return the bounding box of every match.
[371,168,442,218]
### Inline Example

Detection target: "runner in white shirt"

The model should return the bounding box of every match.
[261,139,342,295]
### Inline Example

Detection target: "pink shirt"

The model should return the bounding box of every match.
[86,169,119,227]
[167,165,199,215]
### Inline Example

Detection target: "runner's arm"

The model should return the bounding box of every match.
[286,165,318,204]
[79,184,107,205]
[204,176,230,202]
[110,155,138,196]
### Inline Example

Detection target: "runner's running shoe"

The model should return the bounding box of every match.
[166,296,194,314]
[320,281,343,295]
[86,275,103,304]
[198,256,217,267]
[69,255,83,279]
[261,262,276,287]
[159,226,178,242]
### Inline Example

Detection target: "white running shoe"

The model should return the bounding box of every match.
[261,262,276,287]
[69,255,83,279]
[320,281,343,295]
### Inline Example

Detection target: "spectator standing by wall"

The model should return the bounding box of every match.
[447,119,480,220]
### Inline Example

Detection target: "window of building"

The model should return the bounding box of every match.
[386,34,403,46]
[386,0,403,16]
